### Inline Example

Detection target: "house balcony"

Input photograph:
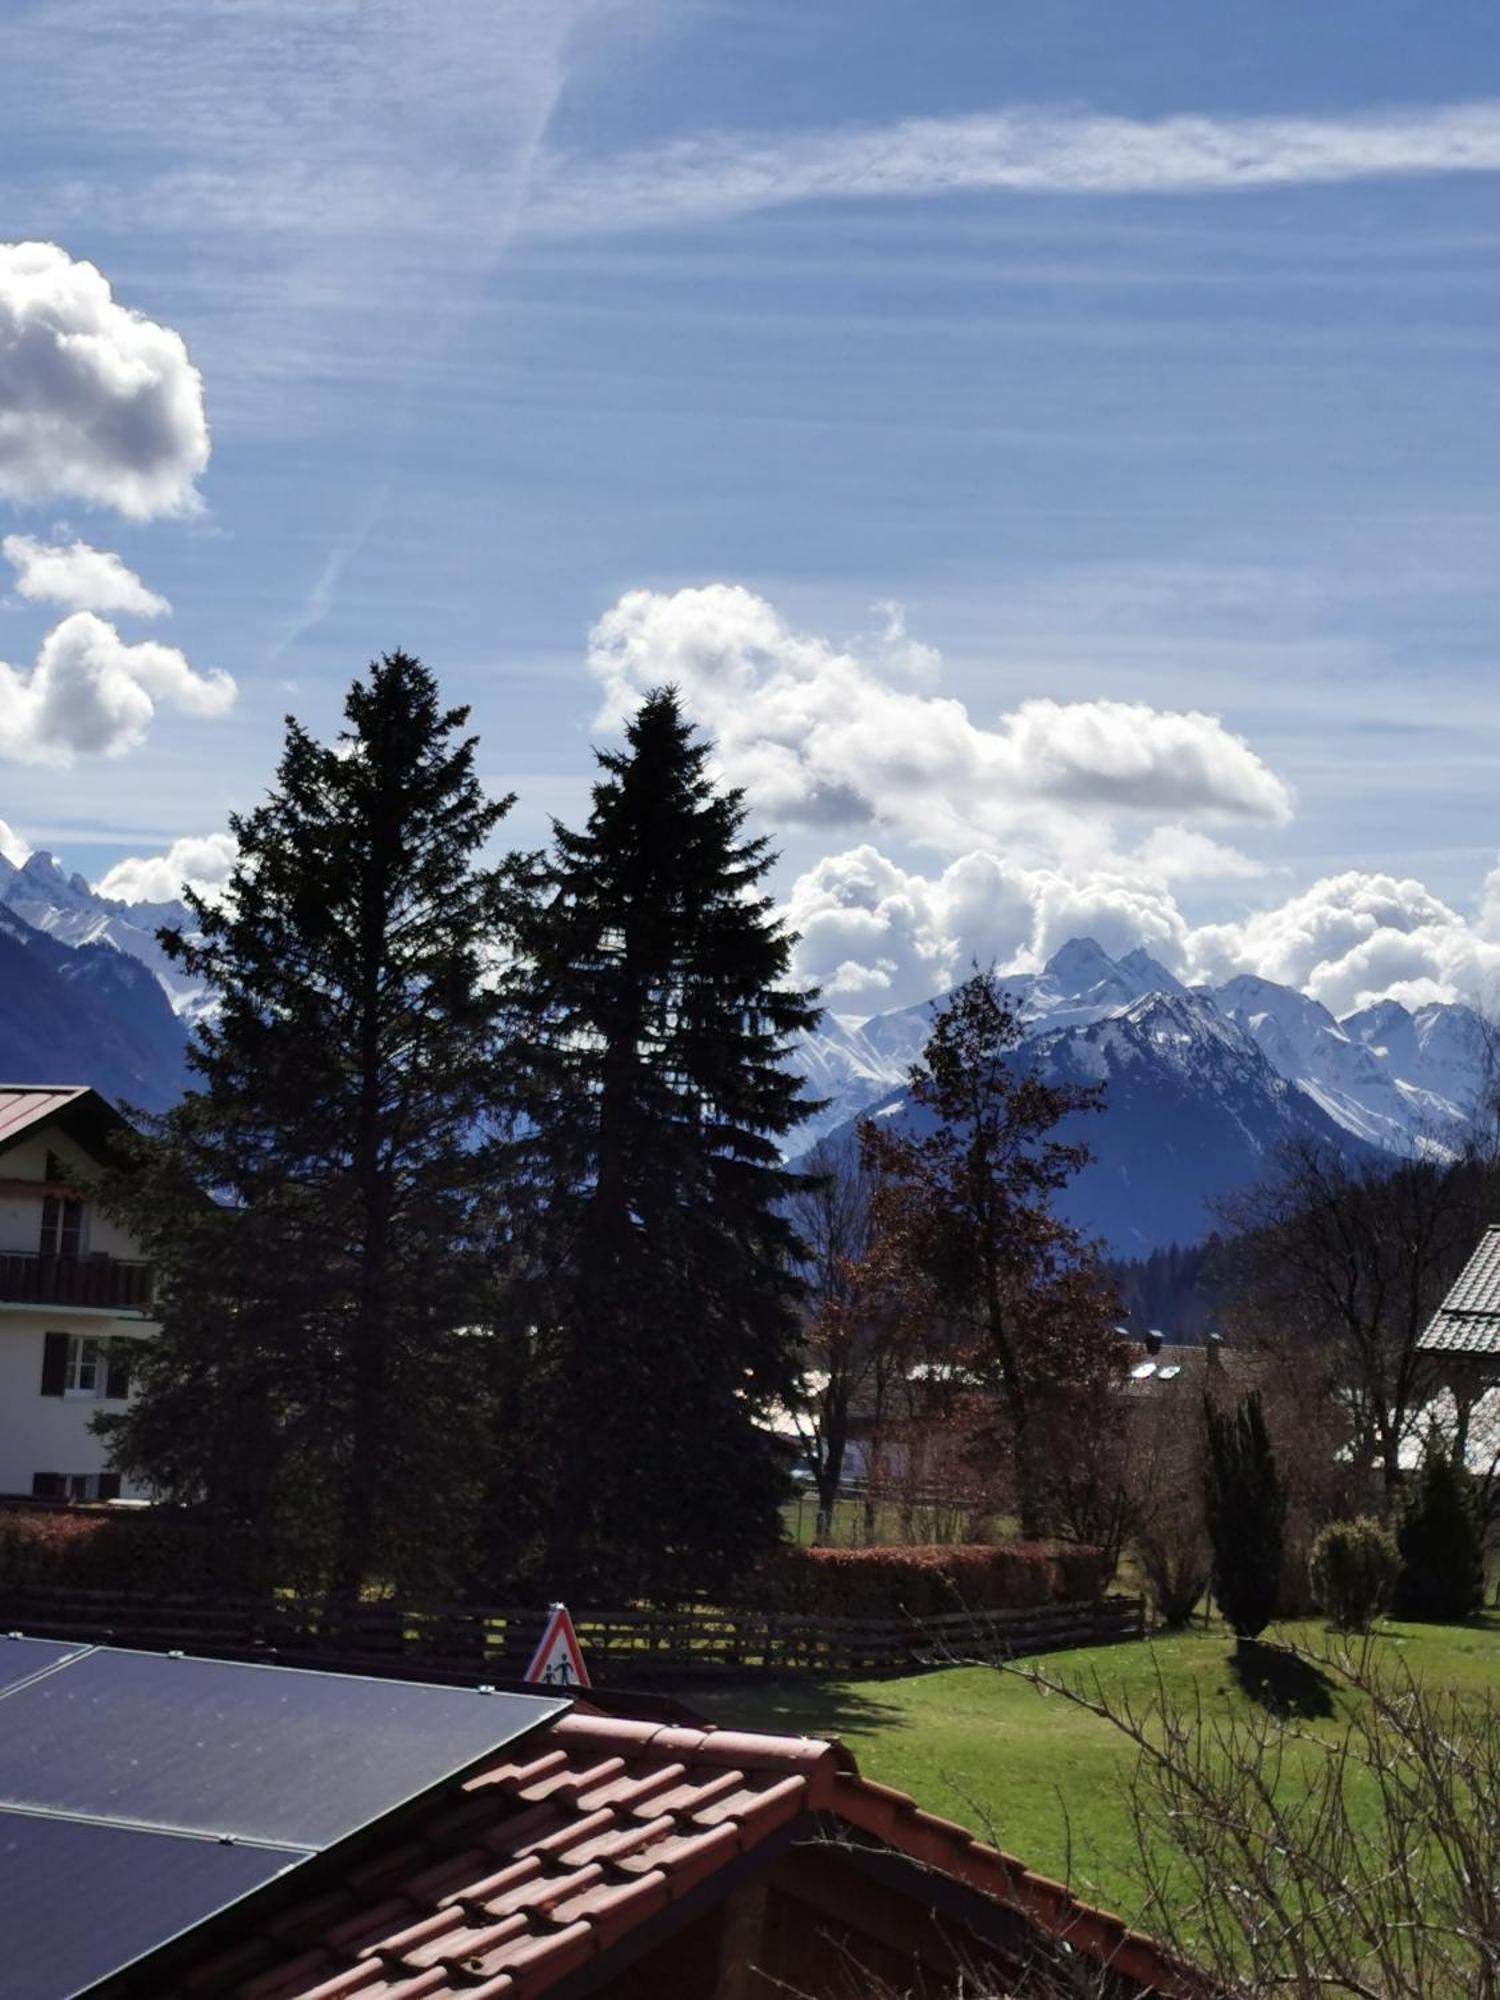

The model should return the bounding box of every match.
[0,1253,154,1312]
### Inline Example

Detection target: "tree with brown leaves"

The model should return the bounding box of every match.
[860,972,1118,1538]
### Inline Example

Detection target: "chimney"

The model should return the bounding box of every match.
[1144,1330,1163,1356]
[1205,1330,1224,1370]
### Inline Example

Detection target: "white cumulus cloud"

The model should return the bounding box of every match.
[0,817,31,869]
[0,243,209,519]
[792,848,1500,1021]
[1185,872,1500,1015]
[0,611,235,765]
[785,845,1192,1012]
[3,534,169,617]
[588,584,1289,855]
[95,831,238,906]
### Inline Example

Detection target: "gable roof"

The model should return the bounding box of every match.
[169,1708,1196,2000]
[1419,1225,1500,1357]
[0,1083,137,1170]
[0,1085,92,1150]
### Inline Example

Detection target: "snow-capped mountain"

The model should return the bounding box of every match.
[797,940,1189,1148]
[0,901,189,1111]
[810,982,1377,1255]
[1208,974,1486,1154]
[793,938,1494,1254]
[0,851,206,1018]
[0,832,1492,1256]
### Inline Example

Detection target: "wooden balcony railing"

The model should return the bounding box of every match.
[0,1254,153,1312]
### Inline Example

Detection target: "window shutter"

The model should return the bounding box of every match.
[105,1345,132,1400]
[40,1332,67,1397]
[98,1473,121,1502]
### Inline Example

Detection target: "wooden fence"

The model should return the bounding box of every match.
[0,1585,1144,1682]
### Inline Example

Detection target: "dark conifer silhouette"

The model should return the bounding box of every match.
[1396,1446,1485,1622]
[100,652,518,1602]
[1203,1389,1287,1645]
[507,688,819,1596]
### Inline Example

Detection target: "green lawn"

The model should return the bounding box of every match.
[693,1615,1500,1928]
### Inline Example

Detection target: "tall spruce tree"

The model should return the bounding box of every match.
[507,688,819,1598]
[100,653,518,1602]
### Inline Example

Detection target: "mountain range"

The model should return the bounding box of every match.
[0,854,1491,1253]
[793,936,1493,1255]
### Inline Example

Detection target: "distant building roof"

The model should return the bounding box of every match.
[1120,1337,1262,1399]
[0,1085,92,1149]
[1419,1226,1500,1357]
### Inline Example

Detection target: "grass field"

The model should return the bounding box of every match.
[693,1614,1500,1927]
[778,1493,1019,1547]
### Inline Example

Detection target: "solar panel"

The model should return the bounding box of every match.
[0,1635,88,1696]
[0,1644,569,1998]
[0,1807,302,2000]
[0,1646,562,1849]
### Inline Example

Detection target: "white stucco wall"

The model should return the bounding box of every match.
[0,1128,140,1260]
[0,1310,152,1497]
[0,1112,157,1498]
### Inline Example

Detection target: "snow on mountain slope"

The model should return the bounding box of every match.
[0,901,189,1110]
[796,938,1492,1163]
[796,938,1191,1149]
[1023,989,1377,1252]
[0,851,206,1018]
[1208,973,1467,1153]
[813,986,1375,1256]
[1341,998,1493,1135]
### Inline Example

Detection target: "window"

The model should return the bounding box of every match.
[39,1193,83,1260]
[40,1334,133,1400]
[65,1337,103,1397]
[30,1472,120,1502]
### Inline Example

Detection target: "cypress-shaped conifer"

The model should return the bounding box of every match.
[1203,1389,1287,1645]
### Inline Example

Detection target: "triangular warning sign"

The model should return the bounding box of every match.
[524,1602,590,1688]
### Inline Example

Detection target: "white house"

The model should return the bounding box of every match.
[0,1086,157,1500]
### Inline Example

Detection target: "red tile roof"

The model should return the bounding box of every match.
[171,1709,1199,2000]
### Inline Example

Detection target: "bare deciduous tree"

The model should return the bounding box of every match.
[1014,1646,1500,1998]
[1222,1142,1486,1500]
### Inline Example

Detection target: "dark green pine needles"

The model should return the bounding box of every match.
[99,652,519,1603]
[506,688,821,1600]
[1203,1389,1288,1645]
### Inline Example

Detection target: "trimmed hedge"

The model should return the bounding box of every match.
[756,1541,1106,1619]
[0,1504,222,1595]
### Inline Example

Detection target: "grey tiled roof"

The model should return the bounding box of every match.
[1419,1226,1500,1356]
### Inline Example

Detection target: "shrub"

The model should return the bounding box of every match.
[1309,1517,1399,1630]
[1136,1515,1211,1629]
[1204,1390,1287,1645]
[757,1541,1105,1619]
[0,1504,223,1595]
[1396,1450,1485,1623]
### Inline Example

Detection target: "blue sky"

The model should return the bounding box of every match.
[3,0,1500,1017]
